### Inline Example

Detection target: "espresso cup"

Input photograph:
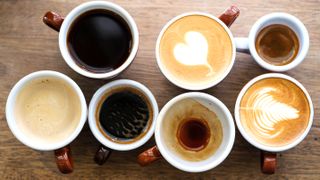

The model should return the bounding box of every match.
[234,73,314,174]
[138,92,235,172]
[156,6,240,90]
[6,71,87,174]
[43,1,139,79]
[235,13,309,71]
[88,79,158,165]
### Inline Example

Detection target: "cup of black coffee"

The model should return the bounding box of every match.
[88,79,158,165]
[43,1,139,79]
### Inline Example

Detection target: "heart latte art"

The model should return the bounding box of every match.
[159,15,233,87]
[240,78,310,147]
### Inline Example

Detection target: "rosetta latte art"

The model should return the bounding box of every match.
[244,87,299,138]
[240,78,310,147]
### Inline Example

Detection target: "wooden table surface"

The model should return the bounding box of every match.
[0,0,319,179]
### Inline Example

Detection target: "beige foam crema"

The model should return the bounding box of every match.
[240,78,310,147]
[159,15,233,87]
[162,99,223,161]
[14,77,81,145]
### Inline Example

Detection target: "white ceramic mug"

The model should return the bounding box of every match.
[43,1,139,79]
[6,70,88,173]
[88,79,158,165]
[156,6,240,90]
[138,92,235,173]
[235,13,309,71]
[234,73,314,174]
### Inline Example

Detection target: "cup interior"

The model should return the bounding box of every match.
[156,12,236,90]
[155,92,235,172]
[5,71,87,151]
[88,79,158,151]
[234,73,314,152]
[59,1,139,79]
[248,13,309,71]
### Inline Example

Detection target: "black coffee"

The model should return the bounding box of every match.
[98,90,150,140]
[67,9,132,73]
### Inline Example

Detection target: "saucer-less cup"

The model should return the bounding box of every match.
[156,6,240,90]
[235,13,309,71]
[6,71,87,174]
[88,79,158,165]
[234,73,314,174]
[43,1,139,79]
[137,92,235,172]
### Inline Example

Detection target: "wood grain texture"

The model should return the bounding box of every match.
[0,0,319,179]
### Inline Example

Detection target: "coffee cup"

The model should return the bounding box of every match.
[234,73,314,174]
[6,71,87,174]
[88,79,158,165]
[156,6,240,90]
[235,13,309,71]
[43,1,139,79]
[137,92,235,172]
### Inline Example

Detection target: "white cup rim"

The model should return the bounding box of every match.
[234,73,314,152]
[155,12,236,90]
[59,1,139,79]
[5,70,88,151]
[248,13,309,72]
[88,79,158,151]
[155,92,235,172]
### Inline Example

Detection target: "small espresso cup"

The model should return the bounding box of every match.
[156,6,240,90]
[138,92,235,172]
[6,71,87,174]
[43,1,139,79]
[234,73,314,174]
[88,79,158,165]
[235,13,309,71]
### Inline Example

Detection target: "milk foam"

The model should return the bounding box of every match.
[14,78,81,145]
[240,78,310,147]
[244,87,299,138]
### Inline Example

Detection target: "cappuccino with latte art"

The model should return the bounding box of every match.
[239,78,310,147]
[158,14,234,89]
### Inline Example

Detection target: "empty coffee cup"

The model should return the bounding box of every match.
[138,92,235,172]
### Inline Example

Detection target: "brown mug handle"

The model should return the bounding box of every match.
[43,11,64,32]
[54,145,73,174]
[137,146,162,166]
[94,145,112,165]
[261,151,276,174]
[218,5,240,27]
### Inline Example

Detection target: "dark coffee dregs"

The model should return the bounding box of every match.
[67,9,132,73]
[97,87,152,143]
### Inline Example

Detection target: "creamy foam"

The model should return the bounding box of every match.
[14,77,81,145]
[240,78,310,147]
[159,15,233,87]
[162,99,223,161]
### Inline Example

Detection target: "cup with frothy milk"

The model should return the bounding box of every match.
[234,73,313,174]
[156,6,240,90]
[6,71,87,174]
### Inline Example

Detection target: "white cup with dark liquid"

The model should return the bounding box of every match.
[235,13,309,71]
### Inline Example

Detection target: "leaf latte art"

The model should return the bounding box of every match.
[240,78,310,147]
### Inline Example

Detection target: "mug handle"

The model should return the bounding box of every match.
[54,145,73,174]
[218,5,240,27]
[43,11,64,32]
[137,146,162,166]
[261,151,276,174]
[234,37,250,54]
[94,144,112,165]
